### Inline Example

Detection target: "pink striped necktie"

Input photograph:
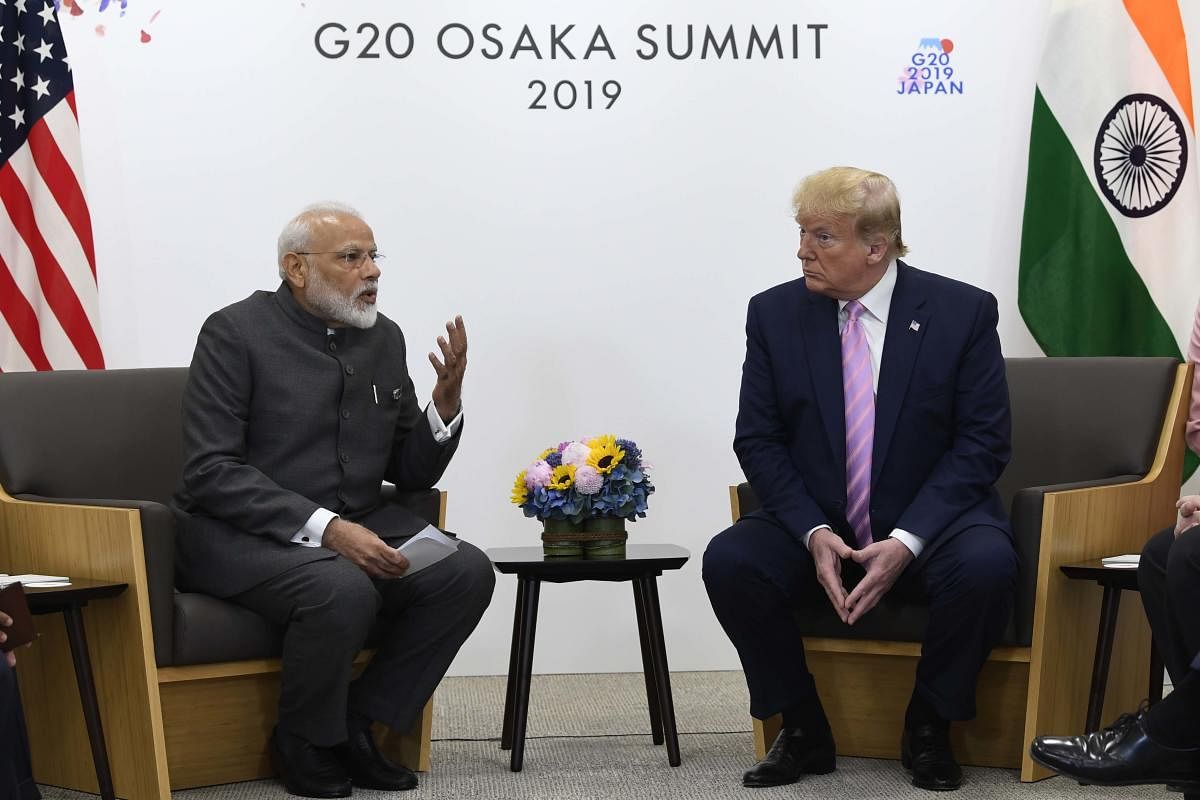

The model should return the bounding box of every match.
[842,300,874,549]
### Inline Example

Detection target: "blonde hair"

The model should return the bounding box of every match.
[791,166,909,259]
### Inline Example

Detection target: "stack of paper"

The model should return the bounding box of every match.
[0,574,71,587]
[396,525,459,577]
[1100,554,1140,570]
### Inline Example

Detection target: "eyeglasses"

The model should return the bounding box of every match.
[295,249,384,269]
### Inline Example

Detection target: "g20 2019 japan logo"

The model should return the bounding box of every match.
[897,37,963,95]
[1093,93,1187,218]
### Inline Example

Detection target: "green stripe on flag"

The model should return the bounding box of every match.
[1019,90,1180,358]
[1019,88,1197,481]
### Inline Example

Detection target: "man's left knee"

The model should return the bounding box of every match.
[950,529,1017,594]
[446,540,496,611]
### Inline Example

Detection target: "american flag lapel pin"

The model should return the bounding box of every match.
[392,388,402,400]
[909,320,921,332]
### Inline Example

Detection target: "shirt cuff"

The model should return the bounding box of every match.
[291,508,338,548]
[426,402,463,444]
[889,528,925,558]
[802,524,833,551]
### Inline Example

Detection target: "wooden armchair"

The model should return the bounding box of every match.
[0,367,437,799]
[731,357,1191,780]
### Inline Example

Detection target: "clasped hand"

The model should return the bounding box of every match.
[322,518,410,578]
[1176,494,1200,537]
[810,529,914,625]
[0,610,15,667]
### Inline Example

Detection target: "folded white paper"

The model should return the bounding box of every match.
[396,525,459,578]
[0,573,70,587]
[1100,554,1140,565]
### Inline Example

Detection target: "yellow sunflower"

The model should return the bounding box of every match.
[549,464,577,491]
[537,447,556,460]
[511,471,529,505]
[587,435,625,474]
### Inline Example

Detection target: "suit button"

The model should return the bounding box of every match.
[339,452,350,464]
[341,409,351,419]
[328,341,337,352]
[345,365,355,376]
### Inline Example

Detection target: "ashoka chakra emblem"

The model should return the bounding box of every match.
[1094,93,1187,218]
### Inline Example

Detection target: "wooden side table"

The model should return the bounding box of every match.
[486,544,689,772]
[23,579,128,800]
[1059,561,1162,732]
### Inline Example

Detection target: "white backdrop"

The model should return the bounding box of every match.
[54,1,1200,676]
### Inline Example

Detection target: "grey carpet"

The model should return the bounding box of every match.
[39,671,1169,800]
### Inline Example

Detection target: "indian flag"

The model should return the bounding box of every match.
[1019,0,1198,365]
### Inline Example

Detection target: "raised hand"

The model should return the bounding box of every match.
[429,315,467,424]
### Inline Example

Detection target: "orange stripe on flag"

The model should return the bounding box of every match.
[1124,0,1194,131]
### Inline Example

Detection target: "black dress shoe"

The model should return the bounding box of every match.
[270,728,352,799]
[742,726,836,788]
[332,727,418,791]
[1030,708,1200,787]
[902,724,963,791]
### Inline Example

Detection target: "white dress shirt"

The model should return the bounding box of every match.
[801,261,925,557]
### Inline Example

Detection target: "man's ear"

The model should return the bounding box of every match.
[865,238,889,266]
[282,253,306,289]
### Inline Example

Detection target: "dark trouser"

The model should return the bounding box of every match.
[703,518,1016,722]
[1139,526,1200,683]
[1,658,40,800]
[232,539,495,747]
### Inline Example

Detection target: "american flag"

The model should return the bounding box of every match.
[0,0,101,371]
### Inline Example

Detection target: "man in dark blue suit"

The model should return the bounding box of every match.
[1,611,39,800]
[704,167,1017,791]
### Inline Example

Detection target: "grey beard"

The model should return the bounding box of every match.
[307,273,378,329]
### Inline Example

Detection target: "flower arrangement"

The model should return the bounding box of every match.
[511,435,654,524]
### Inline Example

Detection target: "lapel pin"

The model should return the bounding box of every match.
[392,388,402,400]
[909,320,921,332]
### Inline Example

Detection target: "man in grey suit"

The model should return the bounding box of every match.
[173,203,495,798]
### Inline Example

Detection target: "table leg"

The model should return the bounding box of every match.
[638,576,681,767]
[501,577,527,751]
[632,580,664,745]
[510,577,541,772]
[62,604,116,800]
[1149,639,1164,705]
[1086,585,1122,733]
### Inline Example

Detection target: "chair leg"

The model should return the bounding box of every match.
[1086,585,1122,732]
[632,580,664,745]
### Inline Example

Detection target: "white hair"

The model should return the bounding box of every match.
[276,201,364,279]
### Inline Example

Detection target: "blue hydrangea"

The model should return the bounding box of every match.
[616,438,641,470]
[545,451,563,468]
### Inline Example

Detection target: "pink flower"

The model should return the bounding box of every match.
[525,460,553,489]
[561,441,591,467]
[575,465,603,495]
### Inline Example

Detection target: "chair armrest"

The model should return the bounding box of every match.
[1007,475,1141,646]
[0,486,162,676]
[15,494,176,666]
[379,485,446,528]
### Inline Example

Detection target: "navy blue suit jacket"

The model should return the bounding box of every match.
[734,260,1012,552]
